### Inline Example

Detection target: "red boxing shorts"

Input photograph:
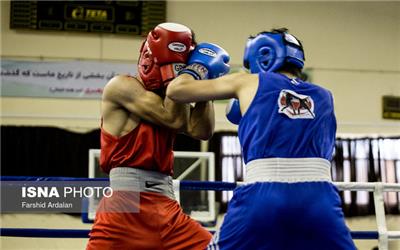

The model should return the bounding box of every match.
[87,191,211,250]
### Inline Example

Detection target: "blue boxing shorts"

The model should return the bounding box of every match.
[207,158,356,250]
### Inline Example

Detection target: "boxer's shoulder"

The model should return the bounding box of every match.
[228,71,258,90]
[109,74,140,84]
[230,71,257,81]
[104,74,143,93]
[102,75,134,102]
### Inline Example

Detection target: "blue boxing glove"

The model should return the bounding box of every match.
[179,43,230,80]
[225,98,242,125]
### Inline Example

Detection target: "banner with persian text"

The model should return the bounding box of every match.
[1,60,136,99]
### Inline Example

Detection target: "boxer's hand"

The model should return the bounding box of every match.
[225,98,242,125]
[179,43,230,80]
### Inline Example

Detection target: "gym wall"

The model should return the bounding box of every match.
[1,1,399,135]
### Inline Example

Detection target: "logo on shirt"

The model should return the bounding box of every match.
[278,89,315,119]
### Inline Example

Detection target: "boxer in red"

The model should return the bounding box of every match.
[86,23,229,250]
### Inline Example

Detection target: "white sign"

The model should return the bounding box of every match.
[1,60,136,99]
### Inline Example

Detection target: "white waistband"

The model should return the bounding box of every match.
[244,158,332,183]
[109,167,175,200]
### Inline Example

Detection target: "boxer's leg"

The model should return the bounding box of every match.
[291,182,356,250]
[159,194,212,250]
[209,182,356,250]
[87,191,163,250]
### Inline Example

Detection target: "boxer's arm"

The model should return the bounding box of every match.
[104,75,186,129]
[183,101,215,140]
[167,71,256,103]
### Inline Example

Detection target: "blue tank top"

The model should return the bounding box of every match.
[238,72,336,163]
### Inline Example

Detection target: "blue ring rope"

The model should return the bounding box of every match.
[1,176,237,190]
[180,180,237,191]
[1,176,108,182]
[0,228,89,238]
[0,176,382,240]
[0,228,379,239]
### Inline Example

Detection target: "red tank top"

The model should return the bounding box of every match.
[100,121,176,176]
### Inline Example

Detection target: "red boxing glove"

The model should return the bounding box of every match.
[138,23,196,90]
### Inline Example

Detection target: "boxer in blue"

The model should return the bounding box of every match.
[167,28,356,250]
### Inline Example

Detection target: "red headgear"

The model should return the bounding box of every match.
[138,23,195,90]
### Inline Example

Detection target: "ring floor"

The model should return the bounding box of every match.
[1,214,399,250]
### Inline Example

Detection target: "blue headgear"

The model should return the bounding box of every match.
[243,31,305,73]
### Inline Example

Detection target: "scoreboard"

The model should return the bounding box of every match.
[10,1,166,35]
[382,96,400,120]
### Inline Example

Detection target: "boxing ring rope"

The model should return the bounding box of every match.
[0,228,381,240]
[1,177,399,250]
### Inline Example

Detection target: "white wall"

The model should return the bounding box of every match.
[1,1,399,134]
